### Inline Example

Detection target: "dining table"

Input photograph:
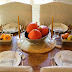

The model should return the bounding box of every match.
[0,31,72,72]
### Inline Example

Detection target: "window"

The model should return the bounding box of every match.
[0,0,30,5]
[34,0,53,4]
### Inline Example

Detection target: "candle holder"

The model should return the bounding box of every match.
[48,36,55,44]
[16,36,24,56]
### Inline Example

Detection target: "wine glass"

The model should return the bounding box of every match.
[53,28,63,39]
[53,29,60,39]
[48,29,55,44]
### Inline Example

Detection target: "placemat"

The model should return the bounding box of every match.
[17,33,56,53]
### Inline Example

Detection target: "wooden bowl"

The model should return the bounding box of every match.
[24,31,48,44]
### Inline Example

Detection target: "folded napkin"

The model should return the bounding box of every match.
[0,61,13,66]
[60,50,72,66]
[0,51,16,66]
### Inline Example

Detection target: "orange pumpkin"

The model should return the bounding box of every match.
[62,33,69,39]
[3,34,11,40]
[1,33,6,39]
[26,22,38,33]
[38,25,49,36]
[28,29,42,39]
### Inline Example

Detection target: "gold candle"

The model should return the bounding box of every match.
[18,16,20,38]
[51,16,53,38]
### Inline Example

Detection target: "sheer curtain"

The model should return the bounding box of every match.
[34,0,53,4]
[0,0,30,5]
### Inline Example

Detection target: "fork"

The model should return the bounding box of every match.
[50,50,56,66]
[50,53,54,66]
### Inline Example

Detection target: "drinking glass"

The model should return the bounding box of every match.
[53,28,63,39]
[53,29,60,39]
[48,29,55,44]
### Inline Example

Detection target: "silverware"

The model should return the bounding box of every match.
[50,51,56,66]
[21,54,26,66]
[50,54,54,66]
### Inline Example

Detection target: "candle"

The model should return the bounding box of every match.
[18,16,20,38]
[51,16,53,38]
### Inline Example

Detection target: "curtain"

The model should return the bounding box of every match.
[0,0,30,5]
[34,0,53,4]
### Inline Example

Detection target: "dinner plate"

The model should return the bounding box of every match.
[2,23,21,33]
[48,23,68,32]
[0,51,21,66]
[54,50,71,66]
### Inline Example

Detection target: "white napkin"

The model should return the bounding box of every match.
[0,51,15,66]
[60,50,72,66]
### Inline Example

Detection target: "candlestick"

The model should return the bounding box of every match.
[51,16,53,38]
[18,16,20,38]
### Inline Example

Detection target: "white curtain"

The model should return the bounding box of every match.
[0,0,30,5]
[34,0,53,4]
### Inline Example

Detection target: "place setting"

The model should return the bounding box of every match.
[0,16,26,67]
[0,51,21,66]
[54,50,72,66]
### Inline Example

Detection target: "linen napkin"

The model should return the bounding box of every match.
[60,50,72,66]
[0,51,16,66]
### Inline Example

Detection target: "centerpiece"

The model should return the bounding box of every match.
[24,22,49,44]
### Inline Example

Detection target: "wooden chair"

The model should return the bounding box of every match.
[0,66,33,72]
[40,66,72,72]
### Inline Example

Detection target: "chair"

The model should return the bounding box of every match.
[0,66,33,72]
[0,2,32,26]
[40,2,72,26]
[40,66,72,72]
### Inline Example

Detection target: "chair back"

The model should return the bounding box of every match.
[40,2,72,26]
[0,2,32,26]
[0,66,33,72]
[40,66,72,72]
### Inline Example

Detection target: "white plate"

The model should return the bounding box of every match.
[2,23,21,33]
[0,51,21,66]
[48,23,68,32]
[54,50,72,66]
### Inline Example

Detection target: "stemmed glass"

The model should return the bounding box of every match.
[53,28,63,39]
[48,29,55,44]
[53,29,60,39]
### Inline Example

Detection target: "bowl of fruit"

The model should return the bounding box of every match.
[24,22,49,44]
[0,33,13,45]
[61,32,72,42]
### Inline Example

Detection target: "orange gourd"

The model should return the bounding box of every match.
[28,29,42,39]
[1,33,6,39]
[62,33,69,39]
[38,25,49,36]
[3,34,11,40]
[26,22,38,33]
